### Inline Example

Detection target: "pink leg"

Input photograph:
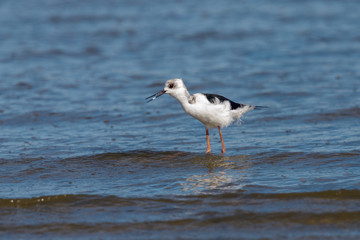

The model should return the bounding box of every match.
[206,128,211,154]
[218,126,226,154]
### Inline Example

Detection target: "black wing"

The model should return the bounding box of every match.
[203,93,246,110]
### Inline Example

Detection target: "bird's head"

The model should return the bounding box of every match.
[146,78,187,102]
[163,78,186,97]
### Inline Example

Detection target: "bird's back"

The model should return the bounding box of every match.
[204,93,247,110]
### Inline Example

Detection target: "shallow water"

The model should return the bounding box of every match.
[1,152,360,239]
[1,0,360,239]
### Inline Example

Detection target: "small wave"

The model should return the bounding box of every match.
[246,189,360,200]
[180,29,273,41]
[4,46,103,62]
[2,188,360,208]
[0,110,117,126]
[49,14,121,24]
[306,106,360,123]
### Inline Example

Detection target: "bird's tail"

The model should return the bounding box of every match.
[254,106,268,110]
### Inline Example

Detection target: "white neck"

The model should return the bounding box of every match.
[170,88,191,106]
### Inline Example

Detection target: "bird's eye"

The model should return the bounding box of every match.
[168,83,174,89]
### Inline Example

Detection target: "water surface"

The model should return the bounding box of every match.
[1,0,360,239]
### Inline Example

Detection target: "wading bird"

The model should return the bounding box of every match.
[146,79,264,154]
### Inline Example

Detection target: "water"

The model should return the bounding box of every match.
[1,0,360,239]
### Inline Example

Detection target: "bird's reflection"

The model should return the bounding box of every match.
[181,154,251,193]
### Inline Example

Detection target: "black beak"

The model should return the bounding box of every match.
[146,90,166,103]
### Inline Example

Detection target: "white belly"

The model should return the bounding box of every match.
[182,98,235,128]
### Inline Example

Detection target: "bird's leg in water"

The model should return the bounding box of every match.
[206,128,211,154]
[218,126,226,154]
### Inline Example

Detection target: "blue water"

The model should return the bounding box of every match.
[1,0,360,239]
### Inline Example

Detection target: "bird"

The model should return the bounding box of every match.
[146,78,265,154]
